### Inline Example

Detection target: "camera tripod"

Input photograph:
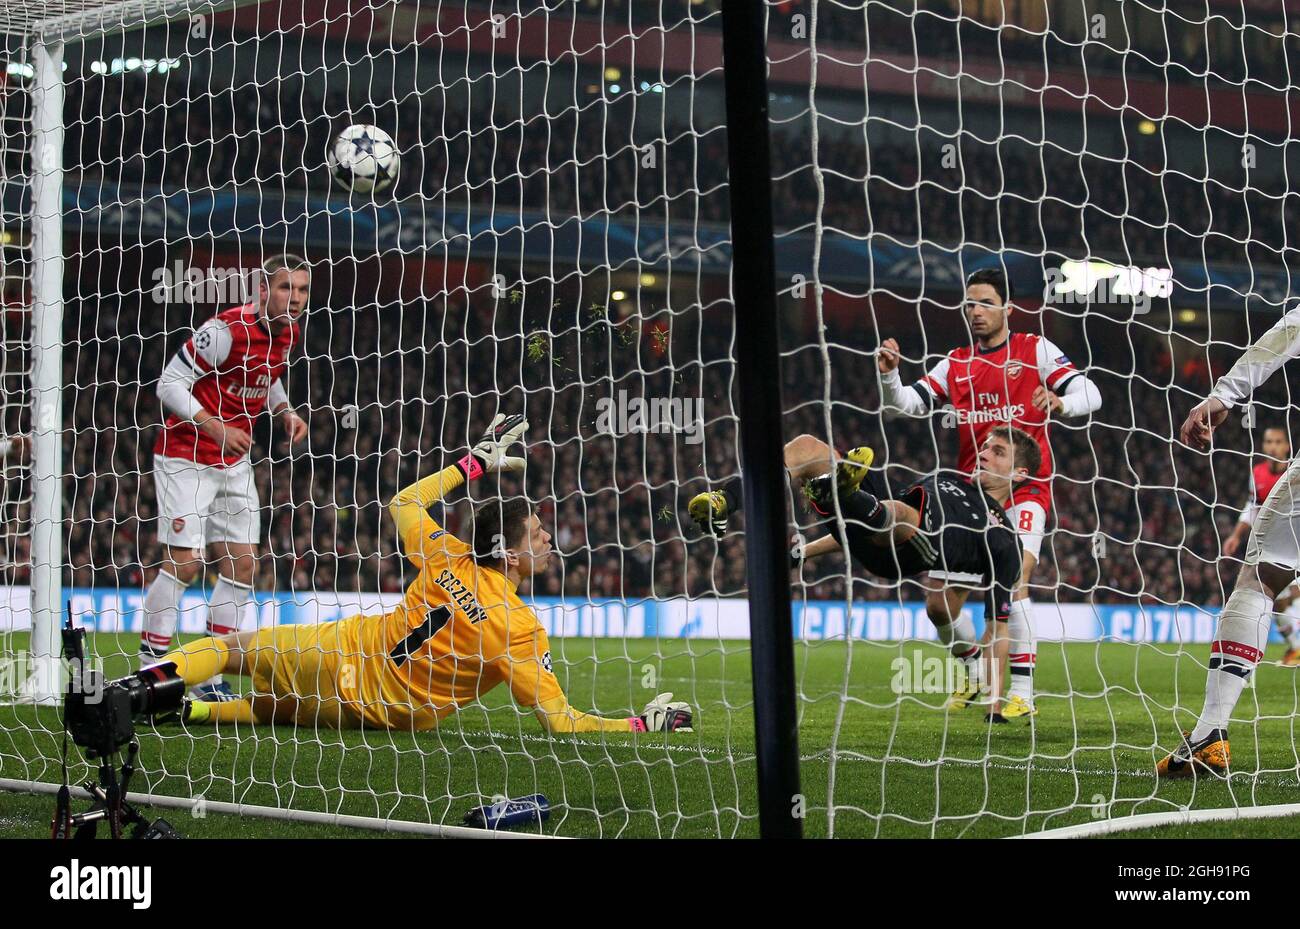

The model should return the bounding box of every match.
[51,737,179,840]
[52,615,182,839]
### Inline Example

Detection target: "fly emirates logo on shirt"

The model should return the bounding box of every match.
[230,373,272,401]
[947,389,1027,427]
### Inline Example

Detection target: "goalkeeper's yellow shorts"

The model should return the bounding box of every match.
[246,619,366,729]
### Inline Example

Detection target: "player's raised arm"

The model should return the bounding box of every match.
[387,412,528,541]
[877,337,950,418]
[1182,305,1300,449]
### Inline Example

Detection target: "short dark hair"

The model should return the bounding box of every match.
[966,267,1010,306]
[262,253,311,278]
[987,425,1042,479]
[471,497,534,565]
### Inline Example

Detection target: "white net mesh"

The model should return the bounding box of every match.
[2,0,1300,839]
[787,0,1300,836]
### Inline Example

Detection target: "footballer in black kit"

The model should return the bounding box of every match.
[690,424,1041,717]
[810,469,1023,624]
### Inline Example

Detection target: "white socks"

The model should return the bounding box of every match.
[934,612,982,692]
[140,570,253,688]
[139,570,187,665]
[202,575,254,687]
[1192,586,1271,742]
[208,574,252,636]
[935,612,979,660]
[1007,599,1037,704]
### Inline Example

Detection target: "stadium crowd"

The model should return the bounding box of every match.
[41,266,1280,616]
[585,0,1300,92]
[60,4,1297,274]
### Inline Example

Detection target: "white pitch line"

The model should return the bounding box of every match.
[452,728,739,758]
[801,751,1300,788]
[451,735,1300,789]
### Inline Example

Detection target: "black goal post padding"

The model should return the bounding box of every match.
[720,1,802,840]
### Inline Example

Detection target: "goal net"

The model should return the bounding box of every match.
[1,0,1298,839]
[785,0,1300,836]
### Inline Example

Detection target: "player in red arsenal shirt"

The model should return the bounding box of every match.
[138,255,310,699]
[877,268,1102,720]
[1222,425,1300,665]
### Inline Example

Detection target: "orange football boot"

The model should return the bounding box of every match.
[1156,729,1230,779]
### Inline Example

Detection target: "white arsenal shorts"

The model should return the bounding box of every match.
[153,455,260,549]
[1247,456,1300,571]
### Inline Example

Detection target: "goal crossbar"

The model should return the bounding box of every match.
[1,0,251,43]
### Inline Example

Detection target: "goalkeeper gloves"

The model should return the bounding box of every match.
[632,692,693,733]
[458,413,528,480]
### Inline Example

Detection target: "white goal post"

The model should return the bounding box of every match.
[5,1,255,704]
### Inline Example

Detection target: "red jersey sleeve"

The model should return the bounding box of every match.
[1035,336,1079,391]
[180,316,234,375]
[917,355,952,404]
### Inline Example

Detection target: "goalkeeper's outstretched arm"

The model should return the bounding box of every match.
[530,694,693,734]
[387,412,532,541]
[505,611,693,733]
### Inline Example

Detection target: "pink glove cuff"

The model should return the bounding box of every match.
[628,717,647,732]
[457,454,484,481]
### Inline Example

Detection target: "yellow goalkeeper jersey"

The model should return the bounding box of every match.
[335,491,563,731]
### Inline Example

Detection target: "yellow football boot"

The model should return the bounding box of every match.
[945,678,987,711]
[688,489,732,537]
[836,446,875,496]
[1000,694,1039,720]
[1282,648,1300,667]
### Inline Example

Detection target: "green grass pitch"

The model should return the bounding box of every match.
[3,631,1300,838]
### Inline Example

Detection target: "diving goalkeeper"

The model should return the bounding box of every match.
[131,413,692,735]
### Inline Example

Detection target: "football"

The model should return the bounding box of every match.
[326,124,400,195]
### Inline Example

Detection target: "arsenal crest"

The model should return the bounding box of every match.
[1006,361,1024,379]
[172,517,186,532]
